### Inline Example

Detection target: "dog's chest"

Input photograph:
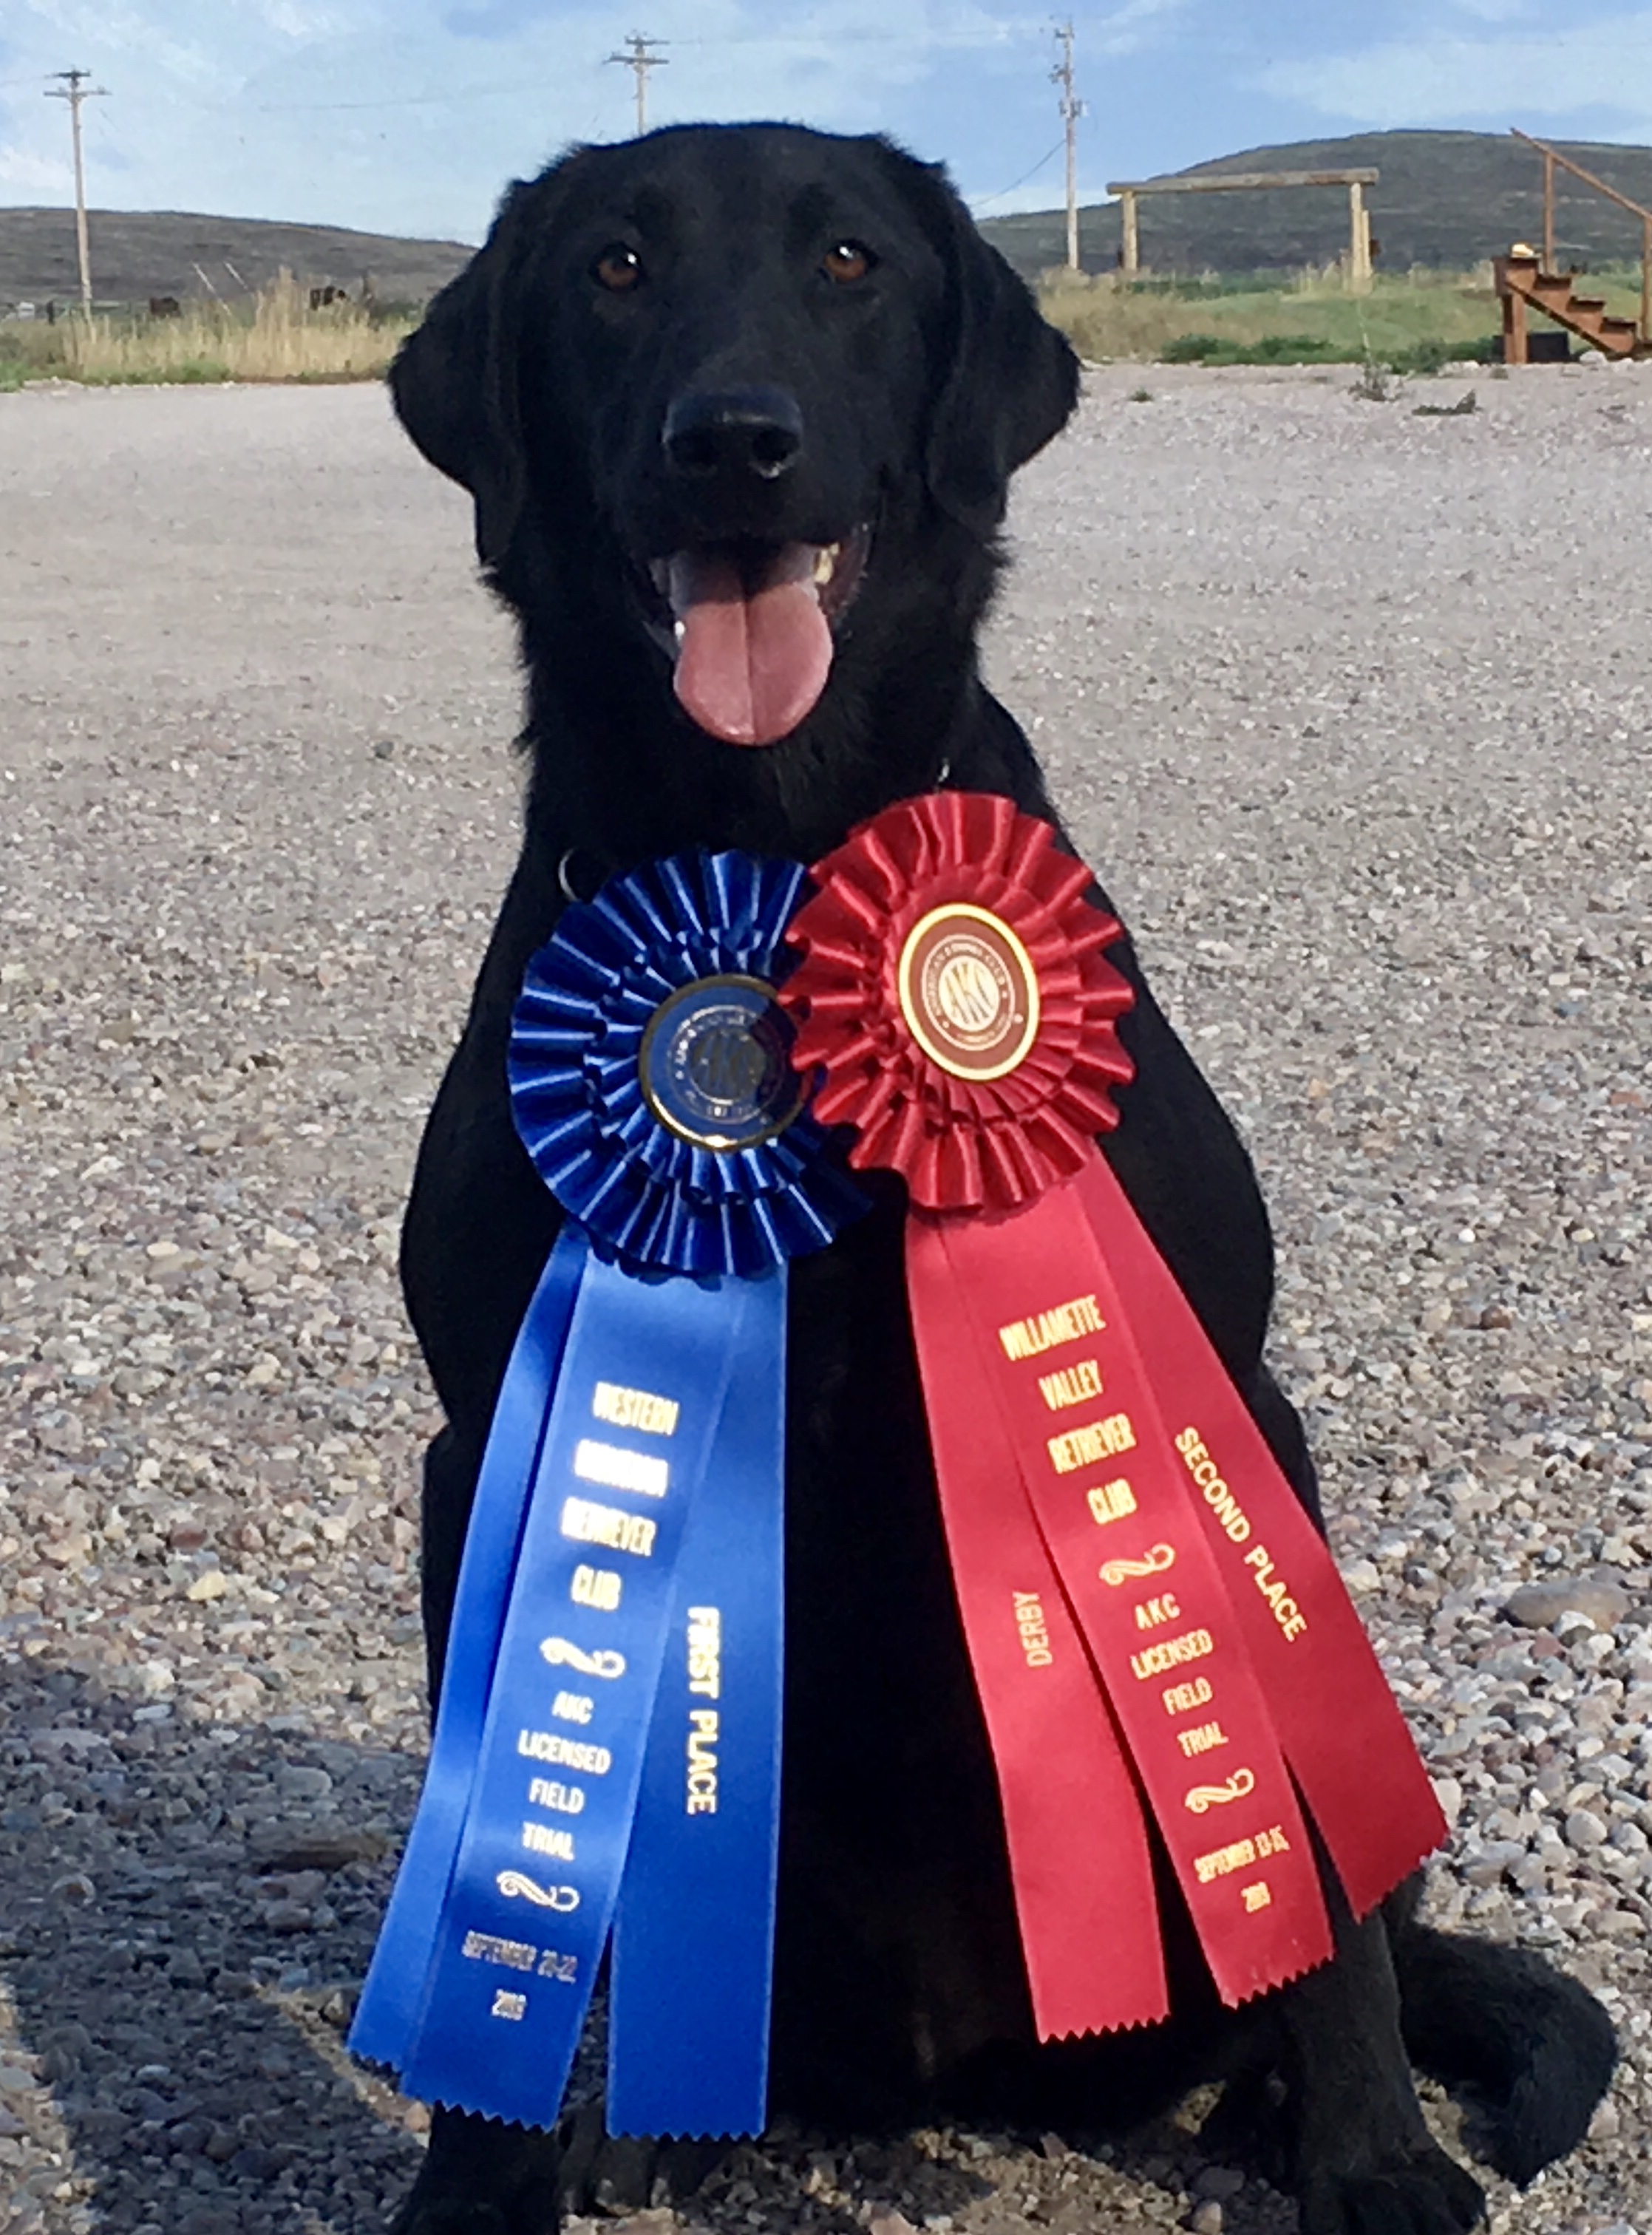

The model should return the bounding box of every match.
[770,1217,1036,2083]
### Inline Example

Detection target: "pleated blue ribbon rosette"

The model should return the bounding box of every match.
[350,851,863,2138]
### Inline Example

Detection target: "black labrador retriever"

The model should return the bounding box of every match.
[381,123,1613,2235]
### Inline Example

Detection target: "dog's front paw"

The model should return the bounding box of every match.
[388,2108,562,2235]
[390,2201,512,2235]
[555,2107,726,2215]
[387,2101,729,2234]
[1299,2144,1484,2235]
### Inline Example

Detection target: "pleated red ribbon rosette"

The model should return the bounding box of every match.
[781,794,1444,2039]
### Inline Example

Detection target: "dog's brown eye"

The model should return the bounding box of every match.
[594,245,644,293]
[822,240,874,285]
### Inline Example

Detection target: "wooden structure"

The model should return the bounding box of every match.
[1495,253,1651,361]
[1502,127,1652,361]
[1104,166,1379,287]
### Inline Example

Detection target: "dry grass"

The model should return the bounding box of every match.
[1,274,415,388]
[5,263,1645,391]
[1039,265,1648,367]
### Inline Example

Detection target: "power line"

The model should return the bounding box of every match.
[251,80,532,114]
[970,139,1066,211]
[605,31,668,135]
[44,67,108,311]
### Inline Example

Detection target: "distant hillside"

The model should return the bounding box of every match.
[0,207,474,309]
[8,128,1649,305]
[980,129,1652,277]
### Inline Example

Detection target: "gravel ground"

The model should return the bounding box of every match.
[1,359,1649,2235]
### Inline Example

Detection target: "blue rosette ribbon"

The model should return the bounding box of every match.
[350,852,863,2137]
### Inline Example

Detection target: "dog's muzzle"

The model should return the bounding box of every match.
[642,526,870,749]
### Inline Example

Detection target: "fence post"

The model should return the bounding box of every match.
[1348,181,1372,291]
[1120,189,1139,276]
[1544,153,1555,271]
[1503,277,1528,366]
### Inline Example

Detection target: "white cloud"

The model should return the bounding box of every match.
[614,1,1042,125]
[255,1,355,35]
[0,144,72,194]
[1092,0,1192,58]
[1259,10,1652,129]
[10,1,228,88]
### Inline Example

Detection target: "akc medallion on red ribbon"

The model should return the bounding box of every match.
[898,903,1041,1080]
[781,792,1445,2041]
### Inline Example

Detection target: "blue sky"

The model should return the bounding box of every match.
[1,1,1651,244]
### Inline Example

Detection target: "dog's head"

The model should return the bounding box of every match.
[392,123,1077,758]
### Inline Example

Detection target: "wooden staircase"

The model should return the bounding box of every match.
[1496,131,1652,363]
[1495,251,1651,361]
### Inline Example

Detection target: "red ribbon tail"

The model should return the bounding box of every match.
[1068,1157,1447,1915]
[907,1217,1169,2038]
[934,1194,1333,2010]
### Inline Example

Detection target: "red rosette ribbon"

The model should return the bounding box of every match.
[788,791,1133,1211]
[783,794,1445,2042]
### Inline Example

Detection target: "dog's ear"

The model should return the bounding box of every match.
[390,176,546,576]
[902,157,1080,534]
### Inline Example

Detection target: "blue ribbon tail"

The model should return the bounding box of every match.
[350,1225,587,2075]
[387,1246,755,2129]
[607,1268,786,2140]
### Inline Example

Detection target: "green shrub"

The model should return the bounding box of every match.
[1160,332,1343,366]
[1385,334,1501,374]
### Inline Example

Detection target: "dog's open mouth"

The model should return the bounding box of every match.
[645,528,869,748]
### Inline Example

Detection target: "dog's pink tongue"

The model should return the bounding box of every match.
[669,545,832,747]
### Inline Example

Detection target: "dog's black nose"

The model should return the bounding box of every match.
[662,387,803,483]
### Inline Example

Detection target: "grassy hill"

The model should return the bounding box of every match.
[0,207,473,310]
[980,129,1652,277]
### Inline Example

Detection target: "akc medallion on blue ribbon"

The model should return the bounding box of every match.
[350,851,863,2140]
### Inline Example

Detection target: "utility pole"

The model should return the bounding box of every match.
[45,67,108,313]
[1051,21,1083,272]
[605,32,667,135]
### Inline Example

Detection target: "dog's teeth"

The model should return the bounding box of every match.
[813,545,840,587]
[673,619,686,644]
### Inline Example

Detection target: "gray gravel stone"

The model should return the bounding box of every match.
[1506,1578,1634,1630]
[1190,2166,1244,2201]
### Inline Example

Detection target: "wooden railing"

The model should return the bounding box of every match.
[1512,126,1652,346]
